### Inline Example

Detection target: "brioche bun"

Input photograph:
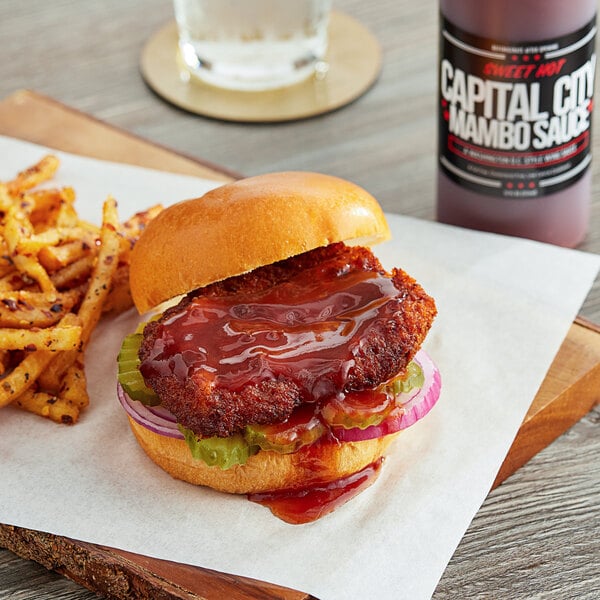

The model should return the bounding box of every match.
[127,416,399,494]
[129,171,390,313]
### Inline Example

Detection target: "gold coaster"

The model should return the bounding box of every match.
[140,11,382,122]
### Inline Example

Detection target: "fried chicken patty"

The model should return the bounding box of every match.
[139,243,437,438]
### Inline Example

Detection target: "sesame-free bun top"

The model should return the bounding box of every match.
[130,171,391,313]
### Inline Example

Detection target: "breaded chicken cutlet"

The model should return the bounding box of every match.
[139,243,437,438]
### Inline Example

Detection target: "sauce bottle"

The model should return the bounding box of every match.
[437,0,597,247]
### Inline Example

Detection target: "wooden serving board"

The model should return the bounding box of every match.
[0,90,599,600]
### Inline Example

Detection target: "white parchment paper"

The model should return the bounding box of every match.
[0,136,598,600]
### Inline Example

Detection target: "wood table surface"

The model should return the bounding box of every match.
[0,1,598,598]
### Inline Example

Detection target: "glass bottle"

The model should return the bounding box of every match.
[437,0,597,247]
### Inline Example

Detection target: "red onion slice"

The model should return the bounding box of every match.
[117,349,441,445]
[146,403,178,423]
[117,383,183,439]
[332,350,441,443]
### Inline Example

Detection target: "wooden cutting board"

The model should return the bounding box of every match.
[0,89,599,600]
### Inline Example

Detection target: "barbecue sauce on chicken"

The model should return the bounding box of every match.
[140,262,401,402]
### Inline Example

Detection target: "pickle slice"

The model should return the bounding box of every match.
[321,361,425,430]
[245,405,326,454]
[387,360,425,395]
[320,388,395,430]
[179,426,259,469]
[117,333,159,405]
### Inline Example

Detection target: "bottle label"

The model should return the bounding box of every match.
[439,16,596,198]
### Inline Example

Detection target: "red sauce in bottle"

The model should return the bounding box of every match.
[248,458,384,524]
[438,0,597,247]
[140,261,400,402]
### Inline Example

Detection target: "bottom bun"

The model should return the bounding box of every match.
[127,416,399,494]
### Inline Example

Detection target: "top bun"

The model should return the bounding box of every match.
[130,171,391,313]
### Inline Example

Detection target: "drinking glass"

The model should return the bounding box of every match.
[173,0,332,91]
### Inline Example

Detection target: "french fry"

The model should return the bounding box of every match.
[78,196,121,342]
[16,226,93,255]
[53,197,79,228]
[3,207,57,294]
[38,242,83,272]
[3,206,34,246]
[59,354,89,409]
[0,271,25,292]
[25,187,65,214]
[0,262,15,279]
[50,254,95,289]
[38,231,99,272]
[15,387,80,424]
[27,186,76,229]
[0,350,10,376]
[0,183,12,212]
[0,239,13,276]
[36,352,70,395]
[103,263,133,313]
[101,204,163,313]
[0,347,55,408]
[119,204,163,242]
[0,323,82,352]
[0,290,81,328]
[6,155,60,196]
[12,254,57,294]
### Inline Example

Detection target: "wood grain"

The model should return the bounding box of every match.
[0,90,236,182]
[494,318,600,488]
[0,89,598,600]
[0,526,316,600]
[434,406,600,599]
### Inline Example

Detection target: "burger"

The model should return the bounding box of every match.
[117,172,441,523]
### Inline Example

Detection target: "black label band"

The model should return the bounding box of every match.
[439,16,596,198]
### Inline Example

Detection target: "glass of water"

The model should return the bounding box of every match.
[173,0,332,91]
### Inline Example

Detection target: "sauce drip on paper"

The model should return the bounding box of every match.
[248,458,383,524]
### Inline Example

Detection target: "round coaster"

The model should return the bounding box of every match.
[140,11,382,122]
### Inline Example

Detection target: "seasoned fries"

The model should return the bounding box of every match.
[0,155,163,424]
[0,322,82,351]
